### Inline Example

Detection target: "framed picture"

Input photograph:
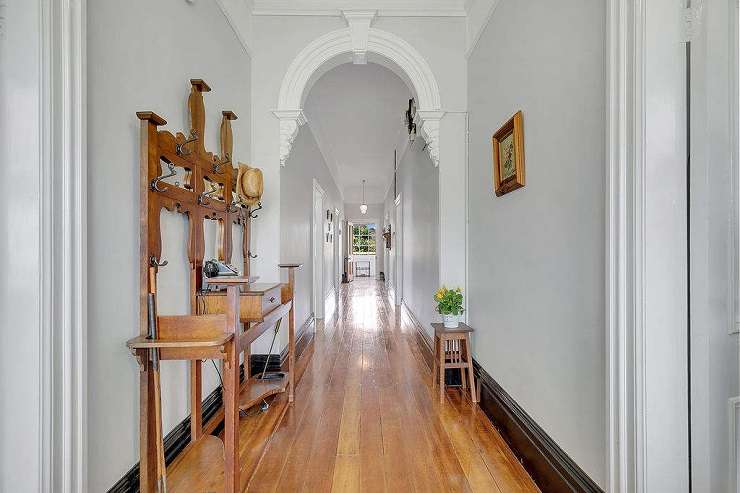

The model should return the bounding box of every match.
[492,110,525,197]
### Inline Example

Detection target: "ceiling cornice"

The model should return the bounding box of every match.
[252,1,466,17]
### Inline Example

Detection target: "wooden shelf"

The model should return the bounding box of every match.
[201,282,281,296]
[126,333,232,350]
[239,373,290,411]
[166,435,225,493]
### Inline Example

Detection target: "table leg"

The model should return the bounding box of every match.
[438,336,446,402]
[432,335,439,385]
[465,333,476,403]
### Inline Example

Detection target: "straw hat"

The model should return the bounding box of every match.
[236,163,263,206]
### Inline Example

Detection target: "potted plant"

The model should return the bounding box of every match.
[434,286,464,328]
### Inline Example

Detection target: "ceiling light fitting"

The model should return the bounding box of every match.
[360,179,368,215]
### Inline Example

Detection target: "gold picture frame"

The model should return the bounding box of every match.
[492,110,525,197]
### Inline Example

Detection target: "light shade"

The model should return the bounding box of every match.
[360,203,368,214]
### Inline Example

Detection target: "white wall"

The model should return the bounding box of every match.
[467,0,606,487]
[689,0,740,490]
[385,138,440,334]
[0,1,44,490]
[86,0,252,489]
[281,125,343,332]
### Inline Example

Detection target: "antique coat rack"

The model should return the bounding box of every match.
[128,79,300,493]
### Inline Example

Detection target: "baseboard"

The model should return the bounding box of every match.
[729,396,740,493]
[400,301,603,493]
[108,315,316,493]
[250,315,316,375]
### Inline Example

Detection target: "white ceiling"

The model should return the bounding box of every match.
[304,62,411,204]
[251,0,467,17]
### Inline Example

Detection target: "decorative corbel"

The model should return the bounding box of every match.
[342,10,377,65]
[417,110,445,167]
[273,109,307,167]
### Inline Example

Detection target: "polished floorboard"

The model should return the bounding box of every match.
[241,279,539,492]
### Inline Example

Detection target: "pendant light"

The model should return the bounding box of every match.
[360,179,368,215]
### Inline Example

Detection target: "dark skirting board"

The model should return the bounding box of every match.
[401,301,603,493]
[107,315,316,493]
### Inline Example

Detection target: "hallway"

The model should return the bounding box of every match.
[247,279,539,492]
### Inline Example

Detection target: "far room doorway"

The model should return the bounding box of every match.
[312,179,326,319]
[349,222,378,279]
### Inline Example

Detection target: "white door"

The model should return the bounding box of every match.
[394,194,402,305]
[312,180,325,319]
[334,213,341,288]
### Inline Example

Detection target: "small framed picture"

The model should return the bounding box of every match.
[492,110,525,197]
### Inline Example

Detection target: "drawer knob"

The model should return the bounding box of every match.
[269,296,276,303]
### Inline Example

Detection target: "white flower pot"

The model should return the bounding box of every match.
[442,313,459,328]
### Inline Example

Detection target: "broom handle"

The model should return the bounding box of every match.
[148,267,167,492]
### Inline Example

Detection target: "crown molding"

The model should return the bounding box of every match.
[465,0,501,59]
[253,9,466,17]
[252,1,465,17]
[301,116,344,198]
[0,1,7,40]
[215,0,253,57]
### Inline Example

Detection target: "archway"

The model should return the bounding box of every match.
[274,11,445,168]
[273,11,467,315]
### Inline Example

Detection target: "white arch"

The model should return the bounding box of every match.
[274,22,444,167]
[277,27,441,111]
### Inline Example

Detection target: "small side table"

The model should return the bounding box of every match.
[431,322,477,403]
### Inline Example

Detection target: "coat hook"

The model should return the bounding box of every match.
[198,186,218,205]
[151,163,177,192]
[227,197,244,213]
[176,129,199,156]
[212,153,231,174]
[248,250,258,259]
[248,201,263,219]
[149,255,168,268]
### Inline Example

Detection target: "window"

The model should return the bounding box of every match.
[352,223,376,254]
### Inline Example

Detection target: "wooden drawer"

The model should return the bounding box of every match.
[197,282,283,322]
[261,286,281,315]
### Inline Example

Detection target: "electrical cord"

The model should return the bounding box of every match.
[210,359,223,389]
[207,359,258,418]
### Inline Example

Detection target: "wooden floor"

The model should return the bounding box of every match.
[237,279,539,492]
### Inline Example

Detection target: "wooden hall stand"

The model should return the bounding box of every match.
[432,322,477,403]
[128,79,300,493]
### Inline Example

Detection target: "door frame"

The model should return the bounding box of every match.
[312,179,326,319]
[3,1,88,490]
[333,209,341,292]
[606,0,689,490]
[394,193,403,305]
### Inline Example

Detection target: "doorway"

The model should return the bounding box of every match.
[394,193,403,306]
[312,179,325,319]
